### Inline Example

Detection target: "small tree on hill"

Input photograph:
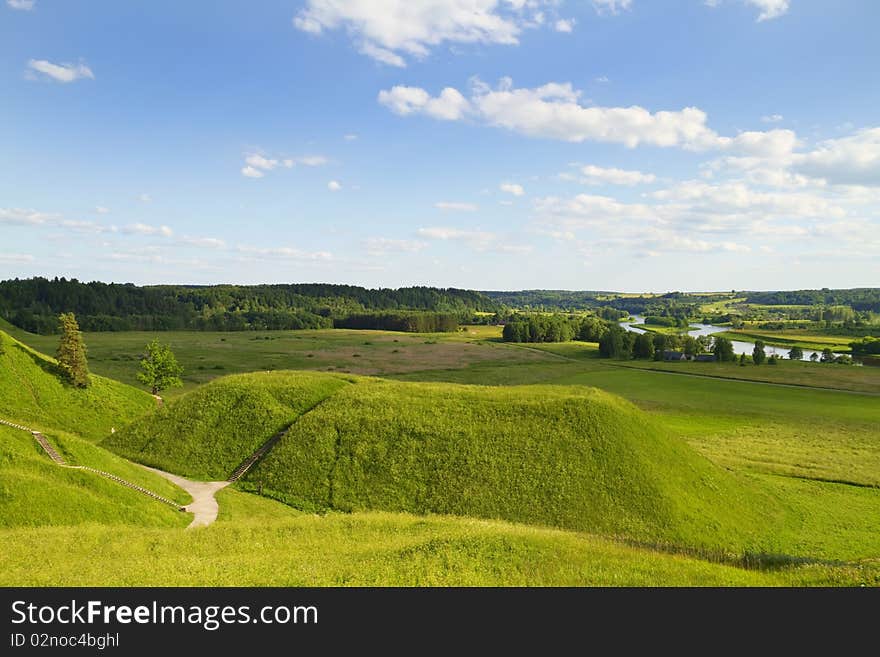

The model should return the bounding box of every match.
[56,313,90,387]
[138,339,183,395]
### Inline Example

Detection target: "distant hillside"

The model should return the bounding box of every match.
[0,278,502,334]
[0,329,154,440]
[107,371,774,551]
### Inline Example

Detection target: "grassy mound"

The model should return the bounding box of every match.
[0,424,187,528]
[103,371,352,479]
[0,329,154,441]
[242,378,772,549]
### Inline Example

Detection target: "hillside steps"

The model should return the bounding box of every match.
[33,431,65,464]
[228,429,287,483]
[0,416,184,510]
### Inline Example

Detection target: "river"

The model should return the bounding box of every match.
[620,315,841,362]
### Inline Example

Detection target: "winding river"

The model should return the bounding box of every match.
[620,315,841,362]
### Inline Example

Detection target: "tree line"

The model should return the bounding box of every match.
[334,312,460,333]
[0,278,500,334]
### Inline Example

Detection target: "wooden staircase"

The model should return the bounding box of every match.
[0,417,183,510]
[228,429,287,483]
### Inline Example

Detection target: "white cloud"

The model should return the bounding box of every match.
[418,226,495,244]
[0,207,57,225]
[0,253,35,263]
[707,0,790,21]
[344,134,358,141]
[242,153,328,177]
[293,0,548,67]
[554,19,574,33]
[179,236,226,249]
[95,206,110,214]
[245,154,279,171]
[435,201,478,211]
[578,164,656,186]
[500,182,525,196]
[138,194,152,202]
[237,245,333,261]
[59,219,116,234]
[364,237,428,255]
[26,59,94,83]
[379,79,807,156]
[761,114,783,123]
[651,180,843,219]
[793,128,880,186]
[747,0,790,21]
[378,85,470,120]
[328,180,342,191]
[7,0,35,10]
[595,75,610,83]
[123,223,173,237]
[592,0,631,15]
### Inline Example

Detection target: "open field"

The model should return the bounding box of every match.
[1,323,878,586]
[714,329,854,353]
[13,325,545,398]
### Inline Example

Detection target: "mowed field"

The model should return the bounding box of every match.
[2,324,878,586]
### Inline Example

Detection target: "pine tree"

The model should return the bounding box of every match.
[137,338,184,395]
[56,313,90,387]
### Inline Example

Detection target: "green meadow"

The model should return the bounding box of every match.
[1,323,878,586]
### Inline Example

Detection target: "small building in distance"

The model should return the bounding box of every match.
[663,351,715,362]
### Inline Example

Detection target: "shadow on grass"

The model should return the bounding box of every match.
[616,536,851,572]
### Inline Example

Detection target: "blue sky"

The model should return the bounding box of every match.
[1,0,878,291]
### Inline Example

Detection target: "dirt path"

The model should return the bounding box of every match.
[142,466,229,529]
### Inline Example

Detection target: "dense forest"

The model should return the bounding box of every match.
[743,289,880,311]
[0,278,501,334]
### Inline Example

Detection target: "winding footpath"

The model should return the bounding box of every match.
[141,466,229,529]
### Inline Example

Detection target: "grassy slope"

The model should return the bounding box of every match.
[244,377,779,552]
[0,425,187,528]
[0,329,155,441]
[2,489,875,586]
[0,328,187,527]
[103,371,353,479]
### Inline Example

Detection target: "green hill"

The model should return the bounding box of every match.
[107,370,776,551]
[0,424,187,528]
[0,329,154,441]
[103,371,352,478]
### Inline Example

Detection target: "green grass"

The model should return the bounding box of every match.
[0,424,187,528]
[103,371,352,479]
[11,325,550,397]
[0,330,155,441]
[2,488,876,586]
[3,319,879,587]
[615,356,880,394]
[241,377,776,552]
[714,329,853,352]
